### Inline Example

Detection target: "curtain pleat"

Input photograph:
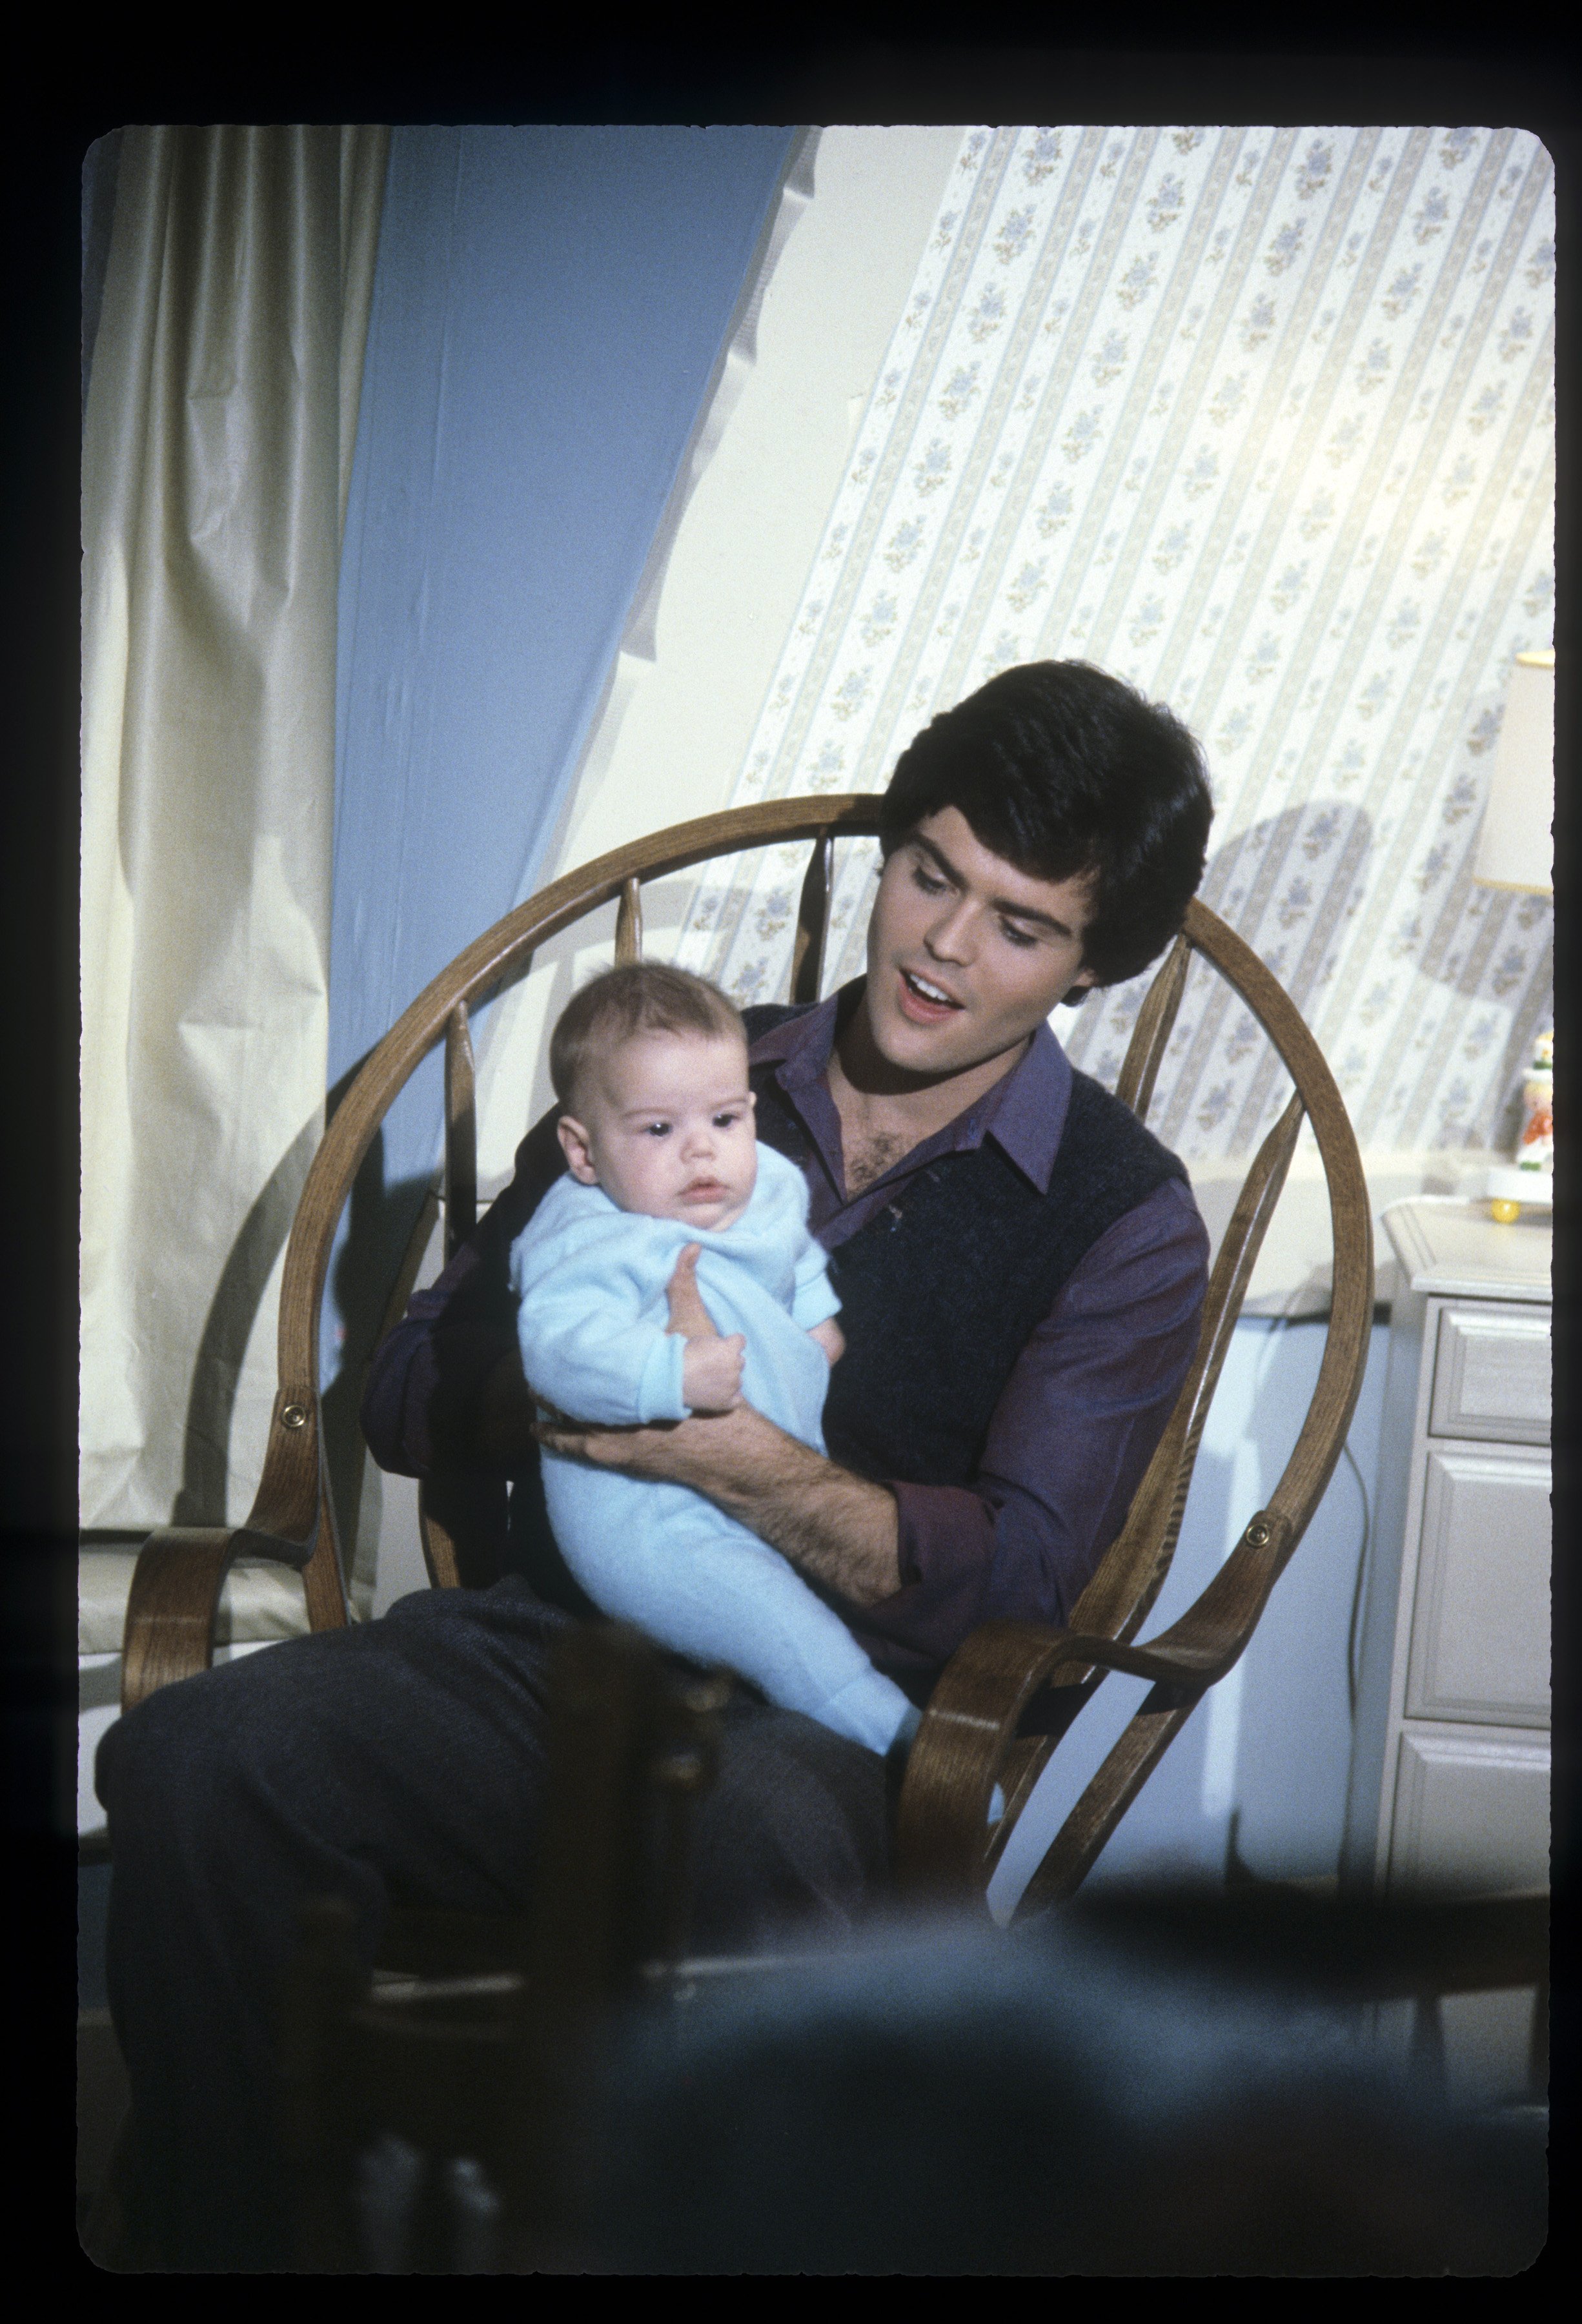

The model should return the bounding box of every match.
[80,125,389,1529]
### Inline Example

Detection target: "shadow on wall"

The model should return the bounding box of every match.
[169,1051,441,1575]
[1082,790,1546,1161]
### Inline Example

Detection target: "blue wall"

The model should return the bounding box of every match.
[325,126,795,1380]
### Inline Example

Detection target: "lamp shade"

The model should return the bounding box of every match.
[1472,649,1554,895]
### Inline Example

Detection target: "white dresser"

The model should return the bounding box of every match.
[1343,1198,1551,1899]
[1341,1199,1550,2097]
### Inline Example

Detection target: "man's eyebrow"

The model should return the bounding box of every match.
[910,831,1080,939]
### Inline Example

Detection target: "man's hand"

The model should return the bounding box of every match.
[808,1317,845,1365]
[683,1332,745,1412]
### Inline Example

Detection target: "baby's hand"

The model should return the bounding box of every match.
[683,1331,745,1413]
[808,1318,845,1366]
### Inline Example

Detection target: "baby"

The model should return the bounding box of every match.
[509,962,914,1756]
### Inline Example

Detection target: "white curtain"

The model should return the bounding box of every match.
[80,125,389,1531]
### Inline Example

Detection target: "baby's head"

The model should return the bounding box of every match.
[551,964,757,1230]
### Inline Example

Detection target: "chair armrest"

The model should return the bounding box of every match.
[895,1507,1291,1901]
[121,1525,314,1714]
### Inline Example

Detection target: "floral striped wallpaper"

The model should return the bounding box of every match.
[672,125,1554,1163]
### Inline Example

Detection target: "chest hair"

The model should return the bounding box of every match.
[842,1129,915,1197]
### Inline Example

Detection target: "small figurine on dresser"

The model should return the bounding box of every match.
[1488,1027,1554,1221]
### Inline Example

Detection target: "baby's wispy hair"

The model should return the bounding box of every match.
[550,962,746,1109]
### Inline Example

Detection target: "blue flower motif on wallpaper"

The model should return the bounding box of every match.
[1295,141,1334,199]
[1381,264,1424,320]
[993,207,1038,265]
[1245,633,1281,684]
[1526,239,1556,287]
[1240,294,1278,351]
[1499,309,1536,363]
[1024,129,1063,183]
[884,519,926,572]
[1090,330,1130,384]
[1147,174,1187,232]
[1441,454,1477,504]
[1006,561,1049,615]
[1302,808,1343,860]
[1264,219,1306,275]
[1062,408,1104,462]
[1036,484,1074,536]
[1269,561,1308,612]
[1153,521,1194,572]
[1355,339,1392,393]
[1115,254,1159,309]
[1414,187,1452,243]
[859,593,899,647]
[1441,127,1479,169]
[913,439,953,495]
[1465,705,1503,755]
[1208,376,1249,427]
[1182,449,1219,498]
[967,285,1007,341]
[938,363,982,420]
[829,666,874,722]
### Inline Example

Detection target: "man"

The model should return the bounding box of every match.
[99,660,1212,2268]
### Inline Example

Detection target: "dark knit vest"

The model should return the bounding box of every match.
[743,1003,1189,1490]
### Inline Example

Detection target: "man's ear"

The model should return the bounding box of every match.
[557,1114,600,1183]
[1059,968,1099,1008]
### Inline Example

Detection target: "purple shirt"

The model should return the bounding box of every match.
[361,992,1208,1692]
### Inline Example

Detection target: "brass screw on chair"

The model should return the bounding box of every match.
[281,1403,309,1431]
[1246,1520,1272,1548]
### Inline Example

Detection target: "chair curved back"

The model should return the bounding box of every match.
[134,796,1372,1908]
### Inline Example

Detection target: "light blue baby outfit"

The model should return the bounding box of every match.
[509,1143,913,1755]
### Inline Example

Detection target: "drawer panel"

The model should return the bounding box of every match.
[1406,1448,1550,1726]
[1430,1304,1551,1443]
[1388,1729,1549,1896]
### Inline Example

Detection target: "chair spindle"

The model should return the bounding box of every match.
[614,877,644,966]
[1115,933,1192,1125]
[443,1002,477,1263]
[791,833,834,1006]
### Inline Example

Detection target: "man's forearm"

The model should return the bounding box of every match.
[677,1408,902,1607]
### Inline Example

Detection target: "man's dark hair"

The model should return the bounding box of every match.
[550,962,745,1108]
[877,660,1213,988]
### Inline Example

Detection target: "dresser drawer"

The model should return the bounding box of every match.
[1406,1448,1551,1726]
[1428,1303,1550,1443]
[1388,1728,1549,1895]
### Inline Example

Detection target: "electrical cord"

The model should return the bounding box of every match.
[1343,1435,1373,1722]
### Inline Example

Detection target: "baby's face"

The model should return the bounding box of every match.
[558,1032,758,1230]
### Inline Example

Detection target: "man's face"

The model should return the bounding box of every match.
[558,1032,758,1230]
[865,807,1098,1077]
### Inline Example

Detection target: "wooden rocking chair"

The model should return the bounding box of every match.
[120,794,1374,1917]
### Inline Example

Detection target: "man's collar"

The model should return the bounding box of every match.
[747,981,1072,1192]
